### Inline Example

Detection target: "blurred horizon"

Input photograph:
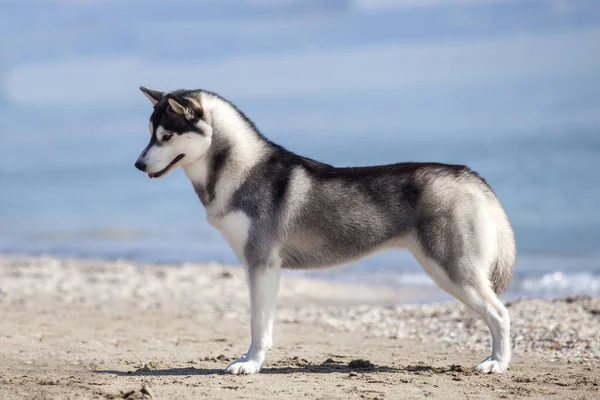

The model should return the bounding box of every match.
[1,0,599,298]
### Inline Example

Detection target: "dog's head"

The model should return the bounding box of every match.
[135,87,213,178]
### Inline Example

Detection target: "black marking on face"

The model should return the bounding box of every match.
[161,132,173,143]
[140,135,158,157]
[149,92,205,137]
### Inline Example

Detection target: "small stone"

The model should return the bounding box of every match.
[140,384,155,398]
[348,359,375,370]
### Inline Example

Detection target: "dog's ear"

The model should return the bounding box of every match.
[167,95,198,121]
[139,86,164,106]
[167,96,186,115]
[184,97,204,119]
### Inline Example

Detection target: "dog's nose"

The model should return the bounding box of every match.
[135,160,147,172]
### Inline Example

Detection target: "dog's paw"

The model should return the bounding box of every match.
[224,358,262,375]
[476,357,508,374]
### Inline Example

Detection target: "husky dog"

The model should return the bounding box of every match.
[135,87,516,375]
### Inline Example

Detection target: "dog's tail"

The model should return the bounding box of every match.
[490,202,516,296]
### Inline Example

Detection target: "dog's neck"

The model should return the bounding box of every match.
[182,95,270,212]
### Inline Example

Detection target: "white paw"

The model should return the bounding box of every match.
[224,358,262,375]
[476,357,508,374]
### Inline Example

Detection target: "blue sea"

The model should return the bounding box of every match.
[1,0,599,300]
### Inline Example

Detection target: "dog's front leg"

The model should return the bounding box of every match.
[225,259,281,374]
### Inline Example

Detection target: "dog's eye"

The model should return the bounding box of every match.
[163,134,172,142]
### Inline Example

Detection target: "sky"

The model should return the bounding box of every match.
[1,0,599,138]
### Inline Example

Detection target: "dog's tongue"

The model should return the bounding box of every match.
[148,173,155,179]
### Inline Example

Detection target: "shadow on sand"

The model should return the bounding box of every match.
[95,361,470,377]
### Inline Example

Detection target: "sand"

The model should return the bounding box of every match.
[0,255,598,399]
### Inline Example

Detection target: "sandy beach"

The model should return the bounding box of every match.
[0,255,598,399]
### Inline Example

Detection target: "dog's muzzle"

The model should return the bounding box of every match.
[134,160,147,172]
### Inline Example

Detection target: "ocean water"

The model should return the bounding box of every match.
[1,123,599,300]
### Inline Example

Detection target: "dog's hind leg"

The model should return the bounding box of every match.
[225,257,281,375]
[410,247,511,373]
[468,284,511,373]
[444,279,511,373]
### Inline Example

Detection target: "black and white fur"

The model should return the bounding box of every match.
[135,87,516,374]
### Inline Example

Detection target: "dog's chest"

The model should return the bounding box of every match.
[208,211,251,264]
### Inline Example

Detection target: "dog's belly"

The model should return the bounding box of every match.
[279,230,410,269]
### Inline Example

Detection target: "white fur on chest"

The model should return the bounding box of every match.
[210,211,251,264]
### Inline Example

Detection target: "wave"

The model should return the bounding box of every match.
[299,268,600,299]
[513,271,600,298]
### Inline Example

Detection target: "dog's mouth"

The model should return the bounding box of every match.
[148,154,185,179]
